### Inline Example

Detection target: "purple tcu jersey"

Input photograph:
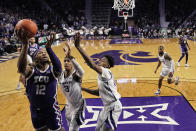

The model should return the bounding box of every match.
[26,65,58,109]
[28,43,40,59]
[180,36,188,53]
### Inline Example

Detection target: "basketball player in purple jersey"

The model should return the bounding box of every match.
[74,33,122,131]
[17,29,64,131]
[177,31,191,67]
[28,37,40,60]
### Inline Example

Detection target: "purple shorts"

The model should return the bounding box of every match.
[30,103,62,130]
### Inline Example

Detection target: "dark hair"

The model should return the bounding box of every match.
[104,55,114,68]
[159,45,164,50]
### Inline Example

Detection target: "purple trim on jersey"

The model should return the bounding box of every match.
[80,100,85,123]
[110,110,117,130]
[53,101,63,129]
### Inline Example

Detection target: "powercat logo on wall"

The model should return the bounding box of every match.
[62,96,196,131]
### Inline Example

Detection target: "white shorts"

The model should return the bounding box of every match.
[96,100,122,131]
[65,99,86,131]
[160,68,174,79]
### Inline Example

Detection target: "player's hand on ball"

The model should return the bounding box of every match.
[16,28,29,45]
[63,47,70,58]
[74,33,81,48]
[45,32,56,48]
[63,42,71,57]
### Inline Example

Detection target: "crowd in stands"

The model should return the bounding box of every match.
[0,0,196,56]
[0,0,87,56]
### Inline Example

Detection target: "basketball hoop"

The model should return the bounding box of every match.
[112,0,135,37]
[113,0,135,18]
[113,0,135,11]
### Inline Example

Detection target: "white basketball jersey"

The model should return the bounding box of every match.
[158,52,172,69]
[59,70,83,105]
[98,67,121,106]
[59,59,84,105]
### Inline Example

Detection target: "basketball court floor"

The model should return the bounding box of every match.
[0,38,196,131]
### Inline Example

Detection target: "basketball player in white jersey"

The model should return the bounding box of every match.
[154,46,179,95]
[74,33,122,131]
[59,42,86,131]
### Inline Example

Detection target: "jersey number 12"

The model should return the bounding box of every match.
[36,85,46,95]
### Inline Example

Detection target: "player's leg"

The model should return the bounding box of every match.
[69,100,86,131]
[36,127,48,131]
[69,120,79,131]
[155,75,164,95]
[48,104,64,131]
[65,104,72,127]
[167,71,179,85]
[31,109,48,131]
[185,52,189,67]
[17,73,25,90]
[177,52,185,66]
[95,108,107,131]
[167,72,174,84]
[101,123,113,131]
[101,101,122,131]
[16,80,21,90]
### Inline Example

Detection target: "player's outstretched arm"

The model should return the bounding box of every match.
[63,42,84,77]
[74,33,102,74]
[186,42,191,50]
[17,29,32,77]
[45,33,62,78]
[82,87,99,96]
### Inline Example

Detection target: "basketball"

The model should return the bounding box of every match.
[15,19,37,39]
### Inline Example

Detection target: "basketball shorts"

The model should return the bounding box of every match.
[181,47,188,53]
[65,99,86,130]
[96,100,122,131]
[30,104,62,131]
[160,68,174,79]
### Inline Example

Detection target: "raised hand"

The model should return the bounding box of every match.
[74,33,81,48]
[45,32,56,48]
[15,28,29,45]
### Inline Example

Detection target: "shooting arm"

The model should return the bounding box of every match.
[76,46,102,74]
[17,44,28,75]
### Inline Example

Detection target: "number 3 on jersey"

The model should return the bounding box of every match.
[64,85,69,92]
[36,85,46,95]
